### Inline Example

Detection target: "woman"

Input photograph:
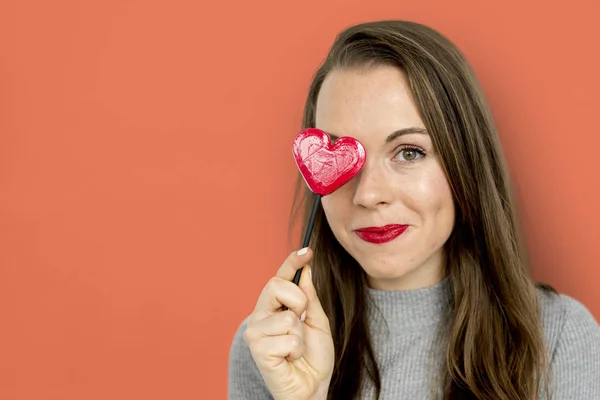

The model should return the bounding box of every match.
[228,20,600,400]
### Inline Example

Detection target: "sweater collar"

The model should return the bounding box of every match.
[365,277,451,332]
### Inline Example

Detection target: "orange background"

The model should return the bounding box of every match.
[1,1,598,399]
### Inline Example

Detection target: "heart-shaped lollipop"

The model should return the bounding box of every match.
[289,128,366,286]
[292,128,366,196]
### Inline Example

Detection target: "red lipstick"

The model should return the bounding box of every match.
[355,224,408,244]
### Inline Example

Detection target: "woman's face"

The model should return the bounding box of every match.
[316,65,455,290]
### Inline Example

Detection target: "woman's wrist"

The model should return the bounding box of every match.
[308,380,330,400]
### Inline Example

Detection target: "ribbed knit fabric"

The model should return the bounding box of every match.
[228,279,600,399]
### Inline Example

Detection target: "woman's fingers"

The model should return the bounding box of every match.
[250,248,313,322]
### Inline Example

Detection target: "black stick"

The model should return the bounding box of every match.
[292,194,321,285]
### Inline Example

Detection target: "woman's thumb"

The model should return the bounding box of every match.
[298,266,330,332]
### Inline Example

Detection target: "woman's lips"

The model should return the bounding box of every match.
[354,224,408,244]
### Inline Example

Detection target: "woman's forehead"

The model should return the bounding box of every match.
[315,67,425,141]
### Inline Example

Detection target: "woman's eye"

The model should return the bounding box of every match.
[395,147,425,162]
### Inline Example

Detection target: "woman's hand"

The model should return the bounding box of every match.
[244,248,334,400]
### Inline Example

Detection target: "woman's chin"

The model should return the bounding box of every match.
[360,260,443,290]
[361,264,413,287]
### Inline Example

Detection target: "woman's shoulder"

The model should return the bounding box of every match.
[229,315,251,360]
[536,285,599,343]
[535,285,600,397]
[228,316,273,400]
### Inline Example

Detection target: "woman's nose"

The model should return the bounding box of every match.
[351,162,394,209]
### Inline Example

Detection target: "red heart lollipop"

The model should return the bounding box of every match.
[292,128,366,196]
[288,128,366,288]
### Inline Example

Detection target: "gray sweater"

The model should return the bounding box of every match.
[228,280,600,399]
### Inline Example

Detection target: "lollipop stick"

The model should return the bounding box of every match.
[292,194,321,285]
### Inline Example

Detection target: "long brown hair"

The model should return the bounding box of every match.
[289,20,556,399]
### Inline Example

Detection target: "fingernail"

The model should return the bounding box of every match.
[308,267,312,279]
[296,247,308,256]
[300,311,306,322]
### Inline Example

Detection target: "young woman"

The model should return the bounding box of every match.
[228,20,600,400]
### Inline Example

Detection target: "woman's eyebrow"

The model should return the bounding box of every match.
[326,127,428,143]
[385,127,428,143]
